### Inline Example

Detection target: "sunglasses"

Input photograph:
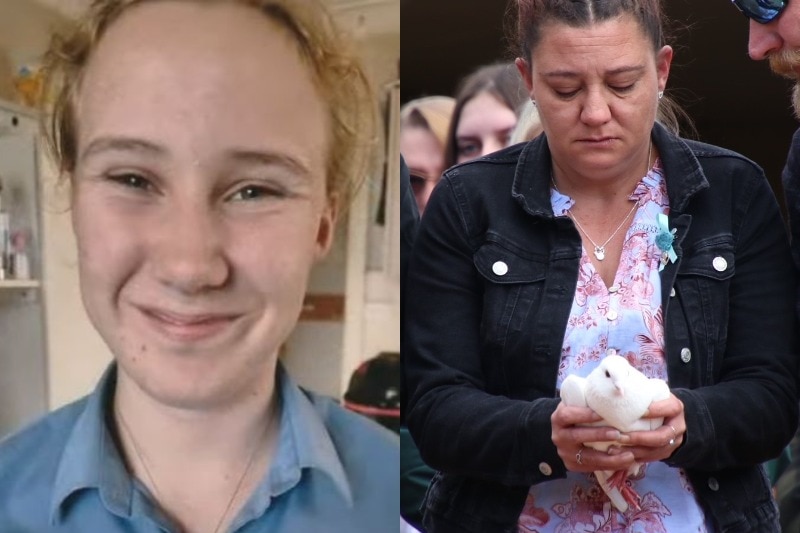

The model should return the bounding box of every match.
[731,0,786,23]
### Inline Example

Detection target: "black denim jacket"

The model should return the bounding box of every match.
[404,123,799,532]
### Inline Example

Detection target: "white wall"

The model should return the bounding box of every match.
[0,0,66,103]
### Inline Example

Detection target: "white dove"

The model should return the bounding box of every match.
[560,354,671,512]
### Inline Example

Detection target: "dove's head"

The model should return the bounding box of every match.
[594,355,634,397]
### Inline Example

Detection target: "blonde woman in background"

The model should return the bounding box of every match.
[0,1,398,532]
[508,98,544,145]
[400,96,455,215]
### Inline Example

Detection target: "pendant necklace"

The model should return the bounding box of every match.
[116,406,268,533]
[568,200,638,261]
[559,143,651,261]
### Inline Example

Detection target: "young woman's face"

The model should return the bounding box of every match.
[400,125,444,215]
[71,1,335,409]
[517,15,671,180]
[454,91,518,164]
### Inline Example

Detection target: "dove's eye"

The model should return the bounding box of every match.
[605,370,611,378]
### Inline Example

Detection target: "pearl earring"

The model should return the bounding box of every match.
[658,91,664,100]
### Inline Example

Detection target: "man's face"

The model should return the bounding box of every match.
[747,1,800,115]
[71,0,336,410]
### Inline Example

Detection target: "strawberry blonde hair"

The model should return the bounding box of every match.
[41,0,376,205]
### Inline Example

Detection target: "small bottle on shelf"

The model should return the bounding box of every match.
[0,177,8,281]
[10,230,30,280]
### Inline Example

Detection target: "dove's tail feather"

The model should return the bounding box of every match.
[594,470,629,513]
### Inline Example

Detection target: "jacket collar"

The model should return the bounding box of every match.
[511,122,709,217]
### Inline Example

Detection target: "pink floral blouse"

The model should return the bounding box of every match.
[517,162,712,533]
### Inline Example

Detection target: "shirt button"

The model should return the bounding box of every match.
[492,261,508,276]
[538,462,553,476]
[712,256,727,272]
[608,285,619,293]
[607,348,617,356]
[670,287,676,297]
[708,477,720,491]
[680,347,691,363]
[607,310,618,321]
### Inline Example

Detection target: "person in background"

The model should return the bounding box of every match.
[729,1,800,530]
[400,96,455,216]
[404,0,798,531]
[444,62,528,167]
[508,99,544,145]
[400,156,433,532]
[343,351,401,434]
[0,1,398,532]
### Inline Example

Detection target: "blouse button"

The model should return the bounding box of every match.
[607,310,618,321]
[680,347,692,363]
[492,261,508,276]
[607,348,617,356]
[608,285,619,293]
[708,477,720,491]
[538,462,553,476]
[712,256,728,272]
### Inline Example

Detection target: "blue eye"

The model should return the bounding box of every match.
[229,184,286,201]
[108,173,151,190]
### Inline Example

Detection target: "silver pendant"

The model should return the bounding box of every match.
[594,246,605,261]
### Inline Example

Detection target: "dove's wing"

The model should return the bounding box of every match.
[560,375,588,407]
[650,378,670,401]
[640,377,670,430]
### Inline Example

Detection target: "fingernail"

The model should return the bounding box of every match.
[617,434,631,444]
[606,430,621,440]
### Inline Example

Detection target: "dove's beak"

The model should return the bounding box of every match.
[614,384,624,396]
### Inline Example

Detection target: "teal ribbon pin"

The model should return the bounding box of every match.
[656,213,677,272]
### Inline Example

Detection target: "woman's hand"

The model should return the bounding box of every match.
[609,394,686,464]
[551,401,637,473]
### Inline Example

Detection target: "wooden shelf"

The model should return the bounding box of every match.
[0,280,41,289]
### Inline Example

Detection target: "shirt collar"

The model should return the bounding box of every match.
[49,363,354,526]
[250,365,353,506]
[50,365,133,525]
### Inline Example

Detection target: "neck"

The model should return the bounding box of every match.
[114,369,278,462]
[113,367,280,533]
[552,141,653,204]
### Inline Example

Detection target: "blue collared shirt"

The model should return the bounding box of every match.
[0,364,399,532]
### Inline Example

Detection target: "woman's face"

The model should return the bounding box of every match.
[454,91,518,164]
[71,1,335,409]
[517,15,672,179]
[400,125,444,215]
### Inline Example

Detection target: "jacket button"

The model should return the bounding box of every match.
[492,261,508,276]
[680,348,691,363]
[670,287,676,297]
[708,477,720,491]
[712,256,727,272]
[538,462,553,476]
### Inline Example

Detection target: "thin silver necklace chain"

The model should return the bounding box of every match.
[558,142,652,261]
[568,200,638,261]
[116,406,267,533]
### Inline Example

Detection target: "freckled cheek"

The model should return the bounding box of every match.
[229,219,321,290]
[73,203,145,297]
